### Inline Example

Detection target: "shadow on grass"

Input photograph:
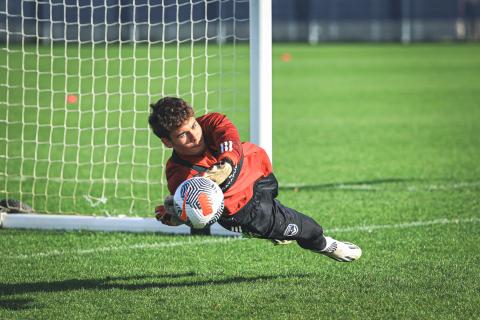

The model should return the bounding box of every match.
[0,298,35,311]
[279,177,420,191]
[0,272,309,296]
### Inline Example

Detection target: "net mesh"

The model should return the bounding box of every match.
[0,0,249,216]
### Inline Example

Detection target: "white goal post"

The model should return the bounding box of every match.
[249,0,272,161]
[0,0,272,234]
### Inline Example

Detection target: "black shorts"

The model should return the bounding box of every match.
[218,174,326,251]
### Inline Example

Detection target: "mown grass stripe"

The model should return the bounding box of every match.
[5,217,478,260]
[6,237,240,260]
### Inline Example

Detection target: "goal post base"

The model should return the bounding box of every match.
[0,213,240,237]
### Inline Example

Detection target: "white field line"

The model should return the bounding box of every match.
[280,180,480,191]
[281,183,378,190]
[4,217,480,260]
[328,217,480,233]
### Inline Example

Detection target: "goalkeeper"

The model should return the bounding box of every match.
[149,97,362,262]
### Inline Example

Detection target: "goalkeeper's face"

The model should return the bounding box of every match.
[162,117,206,156]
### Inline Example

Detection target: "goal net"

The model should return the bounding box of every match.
[0,0,250,218]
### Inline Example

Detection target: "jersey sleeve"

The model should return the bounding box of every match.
[165,159,195,195]
[199,113,243,165]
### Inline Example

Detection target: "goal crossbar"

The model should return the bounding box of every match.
[0,213,240,236]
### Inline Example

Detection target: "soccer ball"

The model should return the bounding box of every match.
[173,177,224,229]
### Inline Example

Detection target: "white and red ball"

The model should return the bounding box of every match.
[173,177,224,229]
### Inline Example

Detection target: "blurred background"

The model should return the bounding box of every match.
[2,0,480,44]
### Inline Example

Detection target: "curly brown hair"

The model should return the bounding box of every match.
[148,97,195,139]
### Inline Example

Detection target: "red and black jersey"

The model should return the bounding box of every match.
[165,112,272,215]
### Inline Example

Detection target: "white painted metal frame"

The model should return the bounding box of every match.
[0,212,239,236]
[249,0,272,161]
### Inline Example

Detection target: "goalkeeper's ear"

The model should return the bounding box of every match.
[161,137,173,148]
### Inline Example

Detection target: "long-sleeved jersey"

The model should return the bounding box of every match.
[165,112,272,215]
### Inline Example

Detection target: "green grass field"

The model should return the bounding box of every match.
[1,43,480,319]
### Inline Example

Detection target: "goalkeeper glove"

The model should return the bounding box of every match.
[154,195,184,226]
[203,160,232,185]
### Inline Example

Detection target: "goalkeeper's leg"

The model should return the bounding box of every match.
[266,199,362,262]
[218,174,361,262]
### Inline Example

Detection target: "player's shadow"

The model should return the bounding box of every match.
[0,298,35,311]
[279,178,420,191]
[0,272,309,296]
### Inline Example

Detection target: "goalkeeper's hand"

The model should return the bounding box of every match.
[154,195,184,226]
[203,160,232,185]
